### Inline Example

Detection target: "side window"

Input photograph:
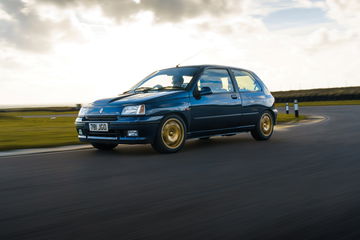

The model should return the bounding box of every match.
[197,69,234,93]
[232,70,261,92]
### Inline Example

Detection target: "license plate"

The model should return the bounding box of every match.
[89,123,108,132]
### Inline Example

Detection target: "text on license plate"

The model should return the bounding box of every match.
[89,123,108,132]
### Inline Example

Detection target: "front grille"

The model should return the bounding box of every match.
[84,115,118,121]
[84,129,126,137]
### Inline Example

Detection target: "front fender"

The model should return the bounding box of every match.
[146,96,191,129]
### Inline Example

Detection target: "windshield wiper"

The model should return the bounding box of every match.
[156,86,185,91]
[131,86,184,93]
[133,87,154,93]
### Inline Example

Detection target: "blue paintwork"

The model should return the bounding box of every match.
[75,65,277,144]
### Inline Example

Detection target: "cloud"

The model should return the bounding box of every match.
[305,27,358,51]
[300,0,360,50]
[296,0,326,9]
[325,0,360,29]
[0,0,255,53]
[37,0,249,23]
[0,0,81,52]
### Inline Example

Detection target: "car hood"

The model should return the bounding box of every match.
[91,91,184,106]
[81,91,186,116]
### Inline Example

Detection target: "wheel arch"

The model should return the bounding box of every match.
[267,108,278,125]
[163,112,189,131]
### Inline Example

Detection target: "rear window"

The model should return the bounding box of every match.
[232,70,261,92]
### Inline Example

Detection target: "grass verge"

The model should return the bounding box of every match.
[277,113,305,123]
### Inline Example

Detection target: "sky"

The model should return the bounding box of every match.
[0,0,359,106]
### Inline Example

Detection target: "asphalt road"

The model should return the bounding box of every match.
[1,105,360,240]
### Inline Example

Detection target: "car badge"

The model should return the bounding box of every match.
[99,108,104,114]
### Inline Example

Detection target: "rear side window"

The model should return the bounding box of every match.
[197,69,234,93]
[232,70,261,92]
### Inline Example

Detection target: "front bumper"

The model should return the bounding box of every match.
[75,115,163,144]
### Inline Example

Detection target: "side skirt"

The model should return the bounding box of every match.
[187,125,255,139]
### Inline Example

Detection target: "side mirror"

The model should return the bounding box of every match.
[200,87,212,96]
[193,86,212,99]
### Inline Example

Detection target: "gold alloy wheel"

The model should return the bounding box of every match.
[260,113,273,136]
[161,118,185,149]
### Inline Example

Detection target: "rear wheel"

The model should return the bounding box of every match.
[151,115,186,153]
[251,111,274,141]
[91,143,118,150]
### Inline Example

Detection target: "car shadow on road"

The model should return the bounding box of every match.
[87,133,261,157]
[89,144,157,157]
[184,134,256,151]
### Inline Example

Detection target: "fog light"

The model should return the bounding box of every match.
[127,130,138,137]
[78,129,83,135]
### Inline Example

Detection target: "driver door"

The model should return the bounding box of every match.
[189,68,243,133]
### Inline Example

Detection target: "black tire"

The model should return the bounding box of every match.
[251,111,274,141]
[91,143,118,150]
[151,115,186,153]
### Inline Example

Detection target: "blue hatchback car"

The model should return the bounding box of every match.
[75,65,277,153]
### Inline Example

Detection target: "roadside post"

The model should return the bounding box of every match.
[285,103,289,114]
[294,99,299,118]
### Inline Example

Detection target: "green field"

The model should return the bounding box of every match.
[0,112,80,151]
[0,111,304,151]
[1,111,77,116]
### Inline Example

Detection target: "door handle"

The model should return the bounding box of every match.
[231,94,238,99]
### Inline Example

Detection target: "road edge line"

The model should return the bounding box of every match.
[0,145,92,157]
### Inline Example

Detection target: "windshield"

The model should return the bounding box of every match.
[130,67,199,92]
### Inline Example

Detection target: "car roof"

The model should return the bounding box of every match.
[162,64,253,73]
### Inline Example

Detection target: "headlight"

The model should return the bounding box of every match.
[78,107,88,116]
[121,104,145,115]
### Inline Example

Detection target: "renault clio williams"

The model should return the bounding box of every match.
[75,65,278,153]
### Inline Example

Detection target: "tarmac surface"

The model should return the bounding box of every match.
[1,105,359,240]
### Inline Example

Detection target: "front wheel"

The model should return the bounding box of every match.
[251,111,274,141]
[151,115,186,153]
[91,143,118,150]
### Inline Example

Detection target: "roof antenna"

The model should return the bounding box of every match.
[175,47,209,67]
